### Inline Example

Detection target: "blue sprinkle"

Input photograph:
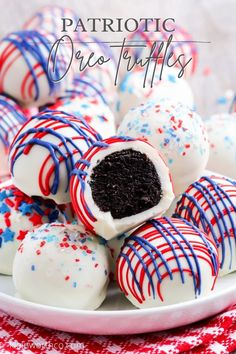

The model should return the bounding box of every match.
[18,202,33,215]
[43,235,58,242]
[0,191,8,202]
[168,74,176,83]
[2,228,15,243]
[0,203,10,214]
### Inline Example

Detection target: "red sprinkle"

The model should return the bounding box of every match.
[40,241,46,248]
[5,198,14,207]
[29,213,43,226]
[17,230,28,241]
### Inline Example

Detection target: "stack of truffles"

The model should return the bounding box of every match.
[0,5,234,311]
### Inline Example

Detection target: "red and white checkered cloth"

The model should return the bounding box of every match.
[0,306,236,354]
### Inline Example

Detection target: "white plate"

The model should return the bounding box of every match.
[0,273,235,335]
[0,175,235,335]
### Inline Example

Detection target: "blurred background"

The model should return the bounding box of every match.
[0,0,235,117]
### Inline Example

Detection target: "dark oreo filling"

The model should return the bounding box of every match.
[89,149,163,219]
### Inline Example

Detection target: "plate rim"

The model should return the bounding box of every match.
[0,275,235,317]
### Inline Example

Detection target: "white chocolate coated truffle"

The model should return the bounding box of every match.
[206,113,236,179]
[13,223,110,310]
[117,217,219,308]
[118,100,209,195]
[0,30,72,107]
[174,175,236,276]
[9,110,101,204]
[70,136,174,240]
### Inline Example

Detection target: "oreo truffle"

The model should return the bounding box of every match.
[117,217,218,308]
[118,100,209,195]
[174,175,236,276]
[70,136,174,240]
